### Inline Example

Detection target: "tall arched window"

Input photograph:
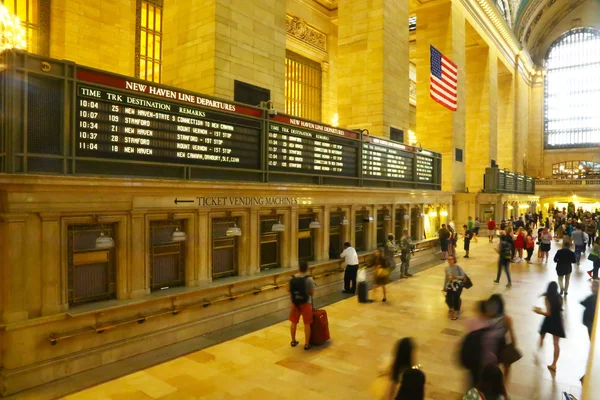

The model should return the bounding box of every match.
[544,28,600,148]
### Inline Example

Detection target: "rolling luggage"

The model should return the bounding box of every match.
[310,308,330,345]
[358,281,369,303]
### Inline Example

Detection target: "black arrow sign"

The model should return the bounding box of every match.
[174,198,195,205]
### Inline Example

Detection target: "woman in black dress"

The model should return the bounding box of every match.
[534,281,565,372]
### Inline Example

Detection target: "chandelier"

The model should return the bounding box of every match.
[0,5,27,51]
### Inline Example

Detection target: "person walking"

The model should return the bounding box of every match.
[439,224,450,260]
[288,263,316,350]
[372,249,390,302]
[467,216,474,233]
[400,229,414,278]
[514,227,525,262]
[587,237,600,280]
[494,234,512,288]
[539,227,553,263]
[463,364,509,400]
[448,225,457,258]
[487,217,496,243]
[443,255,466,320]
[340,242,359,294]
[525,230,535,263]
[585,219,597,249]
[580,281,599,384]
[463,225,473,258]
[487,294,519,382]
[384,234,399,273]
[534,281,566,372]
[572,225,588,265]
[554,241,576,295]
[474,217,481,243]
[386,338,421,400]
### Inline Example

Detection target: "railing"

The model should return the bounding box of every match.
[536,178,600,187]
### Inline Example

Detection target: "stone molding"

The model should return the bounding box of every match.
[286,15,327,52]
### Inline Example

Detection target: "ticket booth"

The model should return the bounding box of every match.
[212,217,239,278]
[260,215,281,270]
[355,210,368,251]
[395,208,407,239]
[67,224,116,305]
[329,211,343,259]
[298,214,315,267]
[150,220,186,291]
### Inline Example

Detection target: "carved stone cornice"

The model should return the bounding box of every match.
[286,15,327,52]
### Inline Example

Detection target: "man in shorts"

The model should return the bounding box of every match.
[288,263,316,350]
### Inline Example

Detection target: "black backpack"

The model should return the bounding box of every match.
[459,327,489,369]
[500,240,512,260]
[289,275,310,306]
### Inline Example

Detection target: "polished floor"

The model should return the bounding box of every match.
[63,238,593,400]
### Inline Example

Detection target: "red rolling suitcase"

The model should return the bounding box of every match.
[310,308,330,345]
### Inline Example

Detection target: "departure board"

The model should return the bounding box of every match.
[415,154,435,183]
[362,136,414,180]
[268,116,359,177]
[75,84,261,170]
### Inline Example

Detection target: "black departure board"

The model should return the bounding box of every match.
[268,116,359,177]
[415,154,435,183]
[76,85,261,169]
[362,136,414,180]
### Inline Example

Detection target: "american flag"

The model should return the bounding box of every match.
[430,45,458,111]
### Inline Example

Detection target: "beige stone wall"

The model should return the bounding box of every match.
[285,0,338,124]
[465,45,492,192]
[497,66,514,170]
[50,0,136,75]
[163,0,286,108]
[416,1,466,192]
[338,0,409,137]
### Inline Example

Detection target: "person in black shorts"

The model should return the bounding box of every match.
[463,224,473,258]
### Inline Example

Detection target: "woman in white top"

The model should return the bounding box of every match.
[539,228,553,263]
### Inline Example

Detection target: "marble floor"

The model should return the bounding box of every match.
[62,239,594,400]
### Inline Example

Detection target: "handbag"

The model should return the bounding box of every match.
[499,343,522,365]
[588,252,599,262]
[463,274,473,289]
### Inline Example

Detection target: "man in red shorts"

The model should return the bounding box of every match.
[288,263,316,350]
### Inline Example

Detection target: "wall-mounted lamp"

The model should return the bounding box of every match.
[272,218,285,232]
[259,100,278,117]
[171,227,187,242]
[440,210,449,217]
[226,223,242,237]
[96,232,115,249]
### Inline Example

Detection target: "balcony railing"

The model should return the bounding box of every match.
[536,178,600,186]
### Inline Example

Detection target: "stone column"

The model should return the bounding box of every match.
[322,206,331,261]
[289,207,299,269]
[247,208,260,275]
[528,74,544,177]
[465,45,496,192]
[497,65,515,170]
[416,1,466,192]
[129,212,148,298]
[40,213,64,316]
[1,214,29,322]
[197,211,210,285]
[162,0,287,109]
[337,0,409,137]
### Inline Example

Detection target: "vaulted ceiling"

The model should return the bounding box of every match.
[512,0,600,63]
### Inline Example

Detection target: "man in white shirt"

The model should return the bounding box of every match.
[341,242,360,294]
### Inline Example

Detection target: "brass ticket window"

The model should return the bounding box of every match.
[260,216,281,271]
[395,209,406,239]
[329,213,343,260]
[376,210,386,248]
[212,218,238,278]
[285,50,322,121]
[136,0,163,83]
[355,211,366,252]
[150,220,185,291]
[67,224,116,306]
[298,214,314,267]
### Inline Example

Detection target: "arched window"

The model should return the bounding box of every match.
[544,28,600,148]
[552,160,600,179]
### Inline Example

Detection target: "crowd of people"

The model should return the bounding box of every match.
[286,207,600,399]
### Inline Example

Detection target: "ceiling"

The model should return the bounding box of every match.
[514,0,600,63]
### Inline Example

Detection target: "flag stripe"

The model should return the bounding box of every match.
[430,45,458,111]
[429,86,456,104]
